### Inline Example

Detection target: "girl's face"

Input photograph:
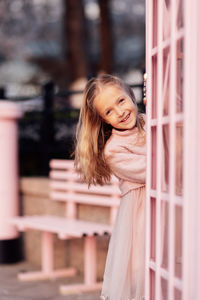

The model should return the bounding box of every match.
[93,85,137,130]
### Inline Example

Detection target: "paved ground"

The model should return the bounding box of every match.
[0,262,101,300]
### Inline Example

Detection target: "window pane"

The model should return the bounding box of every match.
[150,197,156,260]
[174,205,182,279]
[151,126,157,190]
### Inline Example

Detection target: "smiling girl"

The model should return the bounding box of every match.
[75,74,146,300]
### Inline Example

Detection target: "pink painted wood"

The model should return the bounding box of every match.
[183,0,200,299]
[84,236,96,284]
[42,231,54,273]
[145,0,200,299]
[10,159,121,294]
[0,101,23,240]
[10,215,113,237]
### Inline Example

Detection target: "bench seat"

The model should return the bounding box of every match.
[10,215,113,239]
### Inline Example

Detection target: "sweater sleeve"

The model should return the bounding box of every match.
[105,144,146,184]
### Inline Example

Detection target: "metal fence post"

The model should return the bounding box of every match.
[0,87,6,99]
[40,81,55,176]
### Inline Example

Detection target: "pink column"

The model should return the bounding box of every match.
[0,100,23,263]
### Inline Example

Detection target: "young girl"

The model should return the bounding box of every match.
[75,74,146,300]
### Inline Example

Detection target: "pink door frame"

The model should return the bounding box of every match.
[145,0,200,299]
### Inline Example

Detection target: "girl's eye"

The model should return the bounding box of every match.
[119,98,125,103]
[106,110,111,115]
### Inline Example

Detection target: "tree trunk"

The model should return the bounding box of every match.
[98,0,113,74]
[63,0,88,83]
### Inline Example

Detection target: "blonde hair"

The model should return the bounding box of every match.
[74,74,145,186]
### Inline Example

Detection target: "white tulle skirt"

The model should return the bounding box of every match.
[100,185,146,300]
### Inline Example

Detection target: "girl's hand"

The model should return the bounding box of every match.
[143,73,147,106]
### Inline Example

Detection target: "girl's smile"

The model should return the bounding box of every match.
[120,112,130,123]
[94,85,137,130]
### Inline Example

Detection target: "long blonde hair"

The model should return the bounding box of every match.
[74,74,145,186]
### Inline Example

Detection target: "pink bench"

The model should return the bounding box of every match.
[10,159,121,294]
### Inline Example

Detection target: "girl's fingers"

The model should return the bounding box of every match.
[143,73,147,105]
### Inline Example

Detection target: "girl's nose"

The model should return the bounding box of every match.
[115,107,125,117]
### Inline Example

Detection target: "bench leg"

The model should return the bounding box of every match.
[60,236,102,294]
[18,231,76,281]
[84,234,96,284]
[42,231,54,273]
